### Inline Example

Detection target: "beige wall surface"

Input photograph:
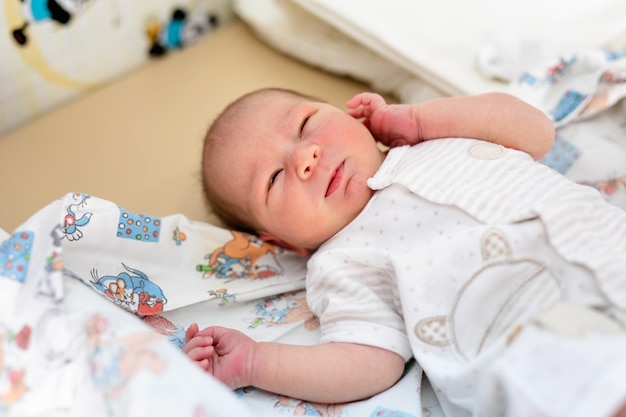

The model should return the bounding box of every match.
[0,21,376,232]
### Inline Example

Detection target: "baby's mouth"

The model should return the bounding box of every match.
[325,162,344,197]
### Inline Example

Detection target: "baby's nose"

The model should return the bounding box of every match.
[295,144,321,180]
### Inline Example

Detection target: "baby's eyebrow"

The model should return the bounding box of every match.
[287,102,312,131]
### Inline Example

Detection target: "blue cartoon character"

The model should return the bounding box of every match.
[146,8,218,58]
[90,264,167,315]
[246,293,318,330]
[12,0,87,46]
[63,193,92,241]
[196,231,284,280]
[197,252,251,280]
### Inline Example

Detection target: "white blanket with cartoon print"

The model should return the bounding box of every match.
[0,193,308,416]
[0,193,435,417]
[510,49,626,210]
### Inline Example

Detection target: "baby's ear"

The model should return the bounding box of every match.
[259,233,310,257]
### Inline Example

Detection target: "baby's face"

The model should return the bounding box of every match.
[214,91,384,250]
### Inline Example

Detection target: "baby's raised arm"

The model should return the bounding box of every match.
[184,324,405,403]
[347,92,555,160]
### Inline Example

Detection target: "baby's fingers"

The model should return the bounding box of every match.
[185,323,200,343]
[347,93,387,121]
[186,344,215,364]
[182,335,214,353]
[346,92,384,109]
[196,358,210,372]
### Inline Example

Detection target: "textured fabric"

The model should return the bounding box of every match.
[369,141,626,308]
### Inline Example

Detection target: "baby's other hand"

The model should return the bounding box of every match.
[346,92,387,128]
[347,92,423,148]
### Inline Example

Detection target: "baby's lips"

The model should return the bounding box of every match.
[325,162,344,197]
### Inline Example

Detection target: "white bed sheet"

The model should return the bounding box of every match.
[289,0,626,96]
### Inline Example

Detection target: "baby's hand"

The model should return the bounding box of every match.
[347,92,423,148]
[183,323,211,371]
[183,324,256,390]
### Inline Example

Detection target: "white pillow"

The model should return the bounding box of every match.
[232,0,445,103]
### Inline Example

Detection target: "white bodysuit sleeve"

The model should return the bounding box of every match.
[306,248,412,361]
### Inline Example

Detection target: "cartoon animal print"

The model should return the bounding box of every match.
[520,56,577,86]
[246,293,319,330]
[196,253,249,280]
[0,325,30,405]
[274,396,346,417]
[50,224,64,247]
[579,175,626,198]
[146,8,218,57]
[38,250,64,303]
[197,231,284,280]
[12,0,87,46]
[33,308,82,368]
[208,288,236,306]
[172,226,187,246]
[369,406,417,417]
[63,193,92,241]
[90,264,167,315]
[84,314,166,398]
[141,314,185,349]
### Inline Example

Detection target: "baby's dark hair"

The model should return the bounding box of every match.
[201,87,320,233]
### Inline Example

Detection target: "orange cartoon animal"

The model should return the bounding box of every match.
[199,232,284,279]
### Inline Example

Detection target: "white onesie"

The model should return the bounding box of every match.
[306,139,626,417]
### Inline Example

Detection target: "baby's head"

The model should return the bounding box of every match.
[202,88,384,252]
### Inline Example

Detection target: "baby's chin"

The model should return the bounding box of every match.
[287,198,371,250]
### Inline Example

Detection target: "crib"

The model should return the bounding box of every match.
[1,1,625,416]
